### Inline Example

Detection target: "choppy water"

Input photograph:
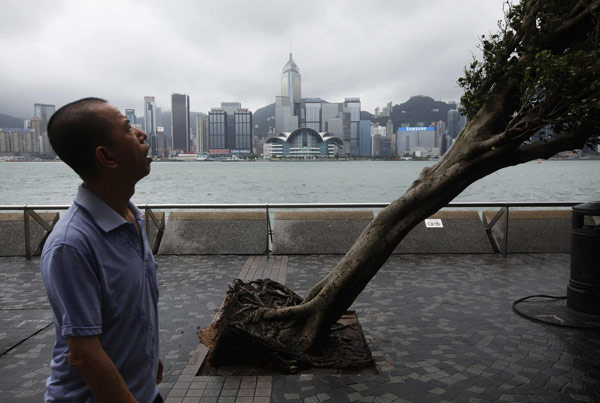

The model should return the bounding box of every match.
[0,160,598,205]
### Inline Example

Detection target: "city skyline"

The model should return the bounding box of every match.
[0,1,506,118]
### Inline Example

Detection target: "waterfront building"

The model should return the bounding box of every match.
[34,103,55,158]
[305,98,322,132]
[233,108,252,156]
[195,114,209,154]
[208,103,252,157]
[371,133,383,157]
[171,93,190,154]
[275,53,301,133]
[447,109,460,139]
[264,128,343,158]
[397,126,438,157]
[343,98,361,155]
[208,108,226,154]
[156,127,167,158]
[24,117,42,154]
[144,96,157,155]
[125,109,136,125]
[386,119,395,156]
[0,128,38,155]
[359,120,371,157]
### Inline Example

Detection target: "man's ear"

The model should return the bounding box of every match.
[95,146,118,169]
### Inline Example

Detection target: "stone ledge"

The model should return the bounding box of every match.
[394,210,494,254]
[274,211,374,220]
[169,211,267,220]
[158,211,268,255]
[272,210,373,255]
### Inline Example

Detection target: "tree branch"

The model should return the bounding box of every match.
[515,131,591,163]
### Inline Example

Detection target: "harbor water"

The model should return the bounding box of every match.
[0,160,598,205]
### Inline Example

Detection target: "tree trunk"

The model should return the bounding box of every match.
[201,108,530,369]
[200,1,599,369]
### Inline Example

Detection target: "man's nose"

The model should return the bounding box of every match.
[136,128,148,143]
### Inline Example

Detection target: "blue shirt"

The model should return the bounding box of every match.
[41,185,159,403]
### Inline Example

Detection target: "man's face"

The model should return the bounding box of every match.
[96,103,152,182]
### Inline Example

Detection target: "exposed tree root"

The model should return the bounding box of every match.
[199,279,375,374]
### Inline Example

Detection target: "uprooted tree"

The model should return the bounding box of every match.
[201,0,600,371]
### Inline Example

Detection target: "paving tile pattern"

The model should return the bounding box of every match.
[165,255,288,402]
[1,254,600,403]
[0,255,246,402]
[278,254,600,402]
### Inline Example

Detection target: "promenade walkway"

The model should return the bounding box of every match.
[1,253,599,402]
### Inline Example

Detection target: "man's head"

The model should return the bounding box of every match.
[48,98,151,182]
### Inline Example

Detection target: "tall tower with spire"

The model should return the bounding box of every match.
[281,53,301,116]
[275,53,302,133]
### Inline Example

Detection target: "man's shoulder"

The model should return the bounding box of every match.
[43,203,101,255]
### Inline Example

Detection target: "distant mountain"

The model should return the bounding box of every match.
[360,111,374,120]
[374,96,457,129]
[0,113,25,128]
[253,103,275,138]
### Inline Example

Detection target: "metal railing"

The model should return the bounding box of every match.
[0,201,580,259]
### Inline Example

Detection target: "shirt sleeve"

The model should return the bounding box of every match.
[41,244,103,337]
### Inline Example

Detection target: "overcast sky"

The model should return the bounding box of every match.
[1,0,507,118]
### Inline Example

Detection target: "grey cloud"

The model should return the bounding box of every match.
[0,0,504,119]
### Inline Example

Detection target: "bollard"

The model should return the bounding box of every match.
[567,202,600,314]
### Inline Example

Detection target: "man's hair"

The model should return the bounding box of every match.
[47,97,114,179]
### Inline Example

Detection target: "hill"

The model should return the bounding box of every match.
[0,113,25,128]
[253,103,275,138]
[373,96,457,129]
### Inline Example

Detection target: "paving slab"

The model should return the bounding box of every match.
[0,254,599,402]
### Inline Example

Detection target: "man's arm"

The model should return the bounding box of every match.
[67,336,137,403]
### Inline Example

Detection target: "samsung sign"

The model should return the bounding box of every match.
[398,127,435,132]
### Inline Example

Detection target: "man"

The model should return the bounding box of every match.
[41,98,163,402]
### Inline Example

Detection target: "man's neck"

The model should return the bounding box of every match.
[82,179,135,221]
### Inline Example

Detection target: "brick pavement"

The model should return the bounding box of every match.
[1,254,599,402]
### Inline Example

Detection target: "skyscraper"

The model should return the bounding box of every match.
[209,108,227,152]
[24,117,42,154]
[144,96,157,155]
[34,103,55,157]
[233,108,252,155]
[196,114,209,154]
[344,98,361,155]
[447,109,460,139]
[281,53,301,119]
[305,99,322,131]
[125,109,136,125]
[208,103,252,157]
[359,120,371,157]
[275,53,301,132]
[171,93,190,154]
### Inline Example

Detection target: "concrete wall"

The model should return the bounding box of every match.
[483,209,571,253]
[272,210,373,254]
[158,211,268,255]
[0,212,59,256]
[393,210,494,254]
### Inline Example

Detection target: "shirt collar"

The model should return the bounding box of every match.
[74,184,143,233]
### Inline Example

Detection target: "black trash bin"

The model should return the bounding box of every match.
[567,202,600,314]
